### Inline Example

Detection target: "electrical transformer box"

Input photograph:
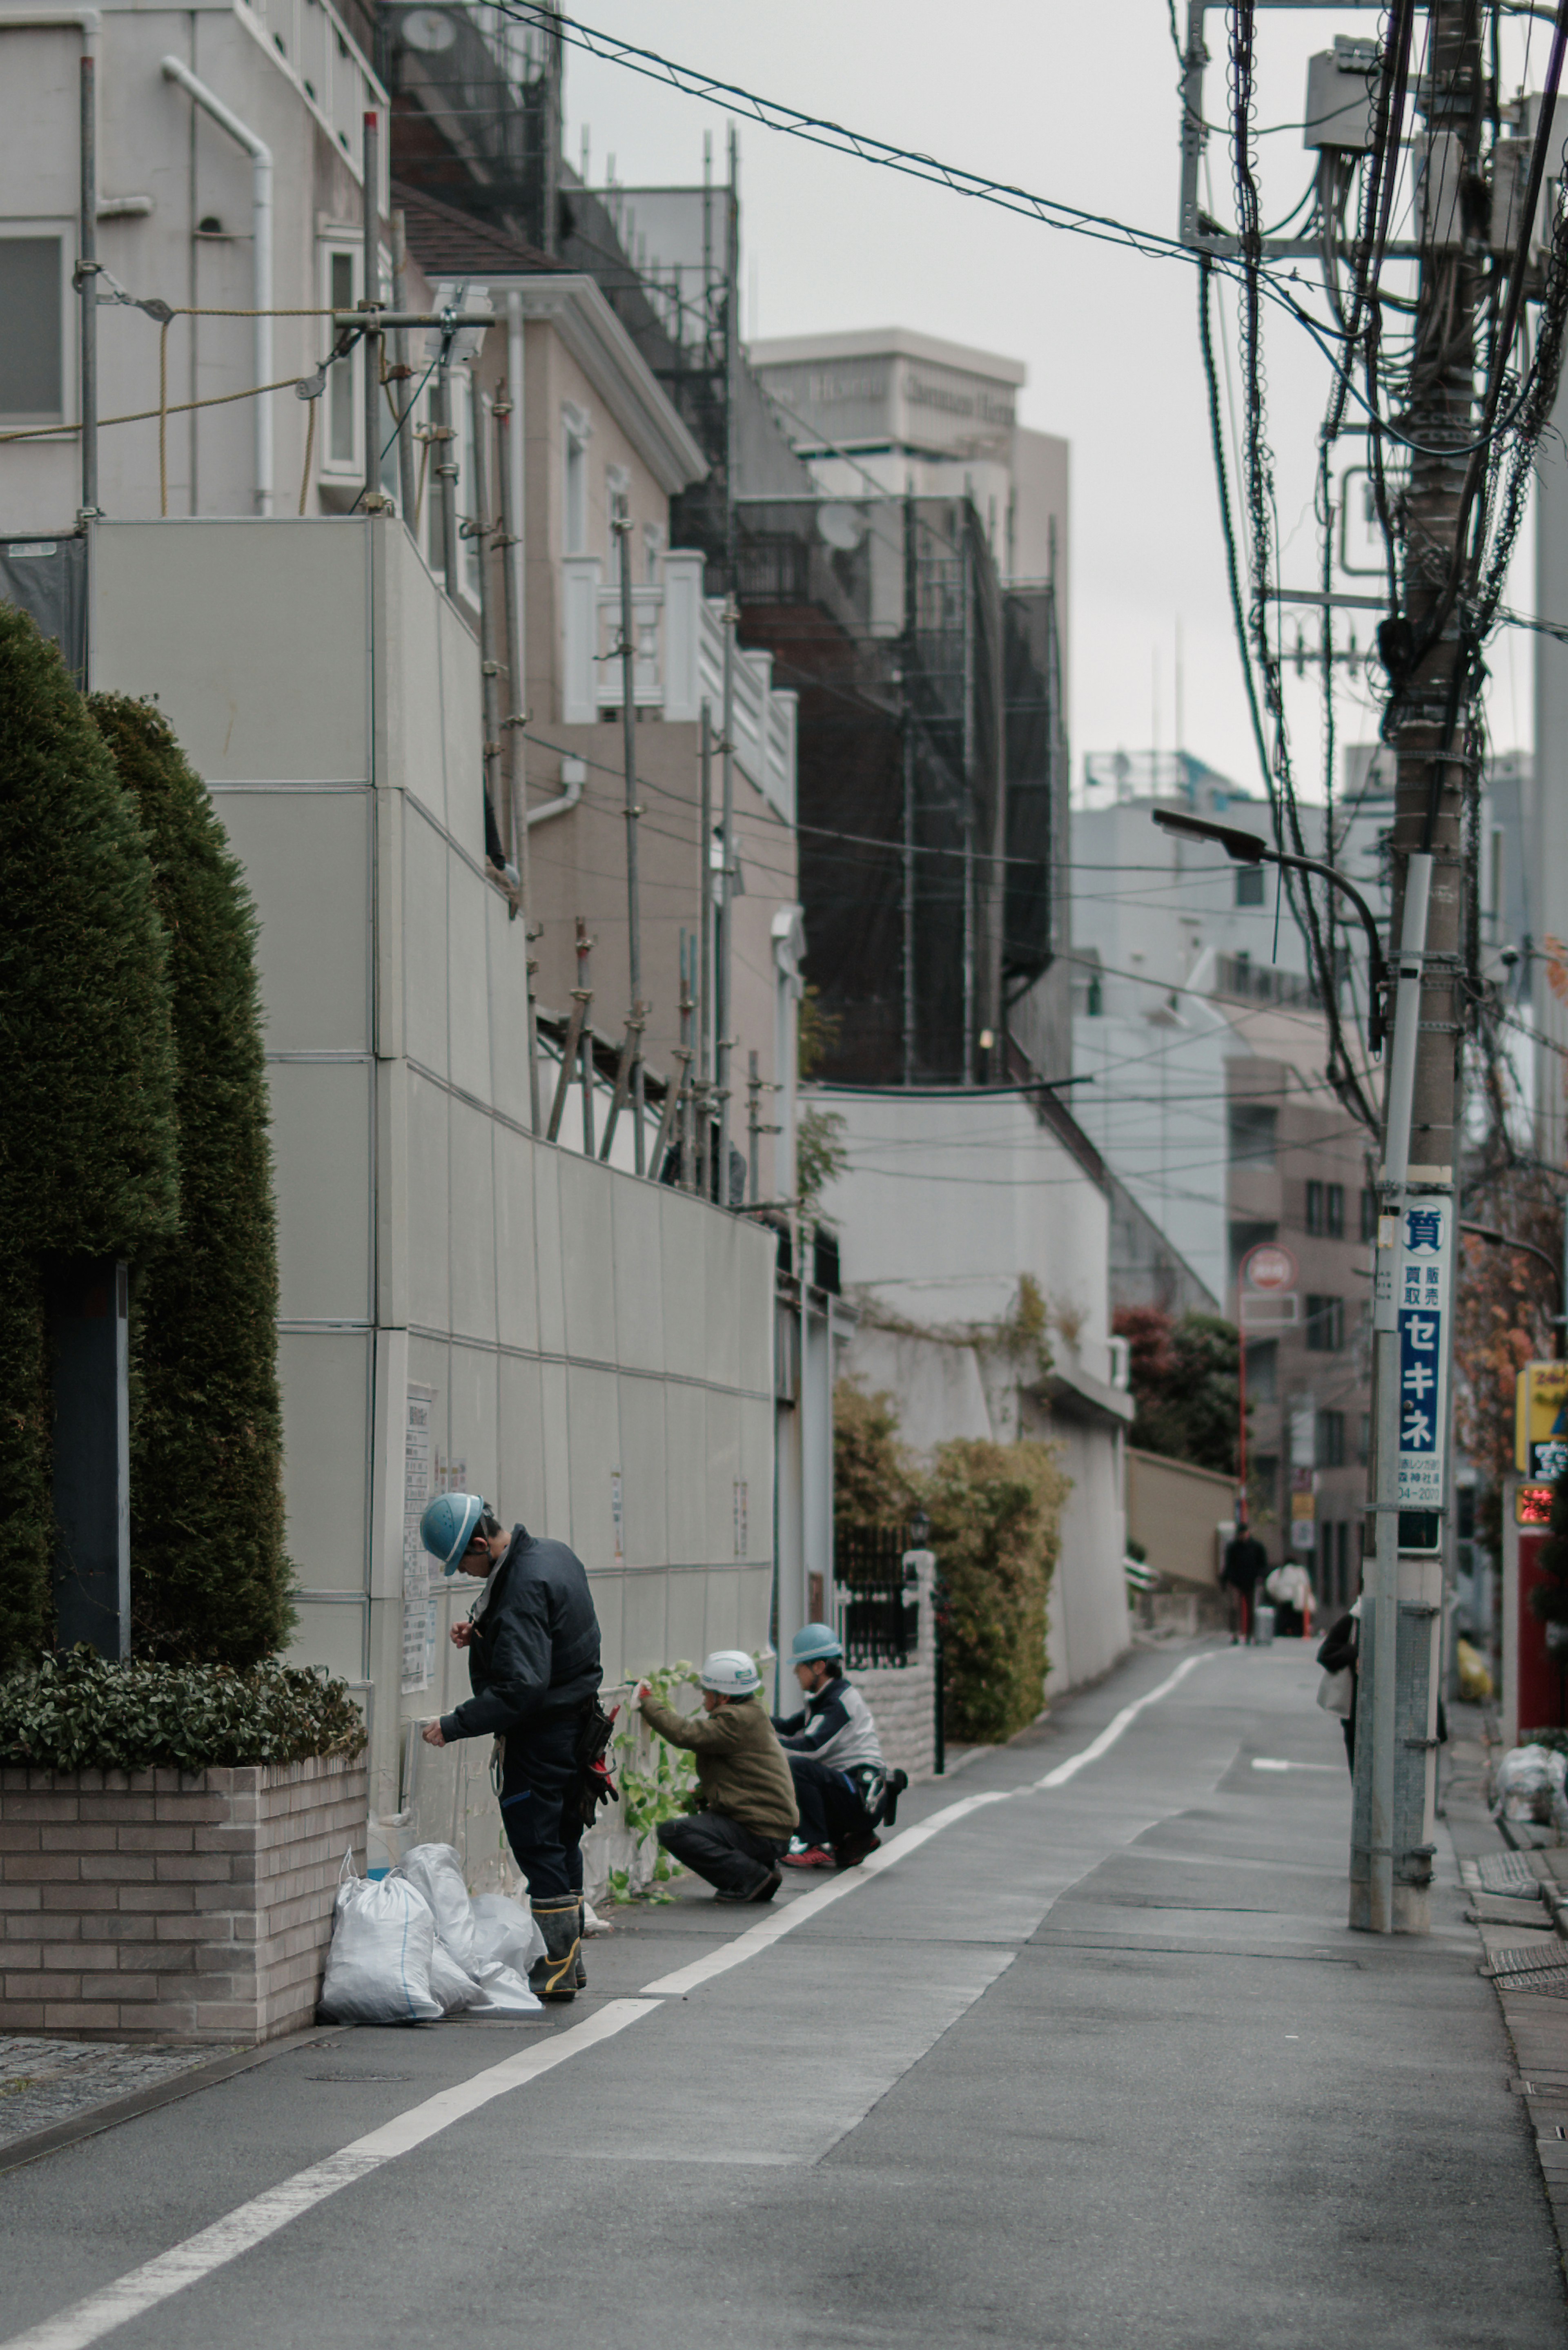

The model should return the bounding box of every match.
[1303,40,1378,152]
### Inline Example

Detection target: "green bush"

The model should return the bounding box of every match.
[0,1651,366,1773]
[90,696,292,1664]
[924,1437,1067,1745]
[833,1378,916,1534]
[0,609,179,1666]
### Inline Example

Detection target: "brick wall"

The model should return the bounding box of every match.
[0,1752,368,2043]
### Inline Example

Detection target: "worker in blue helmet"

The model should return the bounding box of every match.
[771,1622,908,1871]
[416,1492,601,2003]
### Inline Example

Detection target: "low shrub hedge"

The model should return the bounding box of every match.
[0,1651,368,1775]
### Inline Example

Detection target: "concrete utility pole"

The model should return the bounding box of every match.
[1350,0,1478,1937]
[613,495,646,1171]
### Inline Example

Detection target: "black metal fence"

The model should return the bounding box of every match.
[835,1526,919,1670]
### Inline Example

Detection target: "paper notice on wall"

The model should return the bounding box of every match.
[401,1385,437,1694]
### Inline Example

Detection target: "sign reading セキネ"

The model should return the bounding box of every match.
[1396,1203,1452,1515]
[1516,1360,1568,1482]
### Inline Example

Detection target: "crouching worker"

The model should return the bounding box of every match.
[772,1623,908,1871]
[637,1652,798,1904]
[418,1493,601,2004]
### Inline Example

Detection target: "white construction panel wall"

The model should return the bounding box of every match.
[89,514,777,1837]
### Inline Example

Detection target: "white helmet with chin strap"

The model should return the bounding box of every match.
[699,1649,761,1696]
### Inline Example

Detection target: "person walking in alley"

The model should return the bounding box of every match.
[771,1623,908,1871]
[418,1494,602,2003]
[637,1652,799,1902]
[1221,1520,1269,1643]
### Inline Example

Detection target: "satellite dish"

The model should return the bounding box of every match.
[817,502,865,552]
[402,7,457,51]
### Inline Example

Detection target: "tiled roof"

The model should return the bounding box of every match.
[392,179,561,279]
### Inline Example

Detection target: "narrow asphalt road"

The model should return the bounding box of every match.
[0,1639,1558,2350]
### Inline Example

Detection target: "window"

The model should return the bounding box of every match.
[317,243,362,472]
[1305,1295,1344,1352]
[1360,1186,1379,1243]
[0,235,64,421]
[1317,1409,1346,1467]
[1245,1340,1277,1402]
[1358,1412,1370,1465]
[1306,1180,1325,1236]
[1252,1456,1278,1517]
[1086,974,1103,1017]
[1235,865,1265,907]
[563,405,590,554]
[1229,1104,1278,1166]
[1326,1182,1344,1238]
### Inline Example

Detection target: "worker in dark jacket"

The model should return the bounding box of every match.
[419,1493,601,2002]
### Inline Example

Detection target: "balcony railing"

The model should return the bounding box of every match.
[561,550,796,824]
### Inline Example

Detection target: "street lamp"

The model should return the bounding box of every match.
[1150,807,1390,1050]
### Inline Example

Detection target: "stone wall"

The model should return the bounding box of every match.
[0,1751,367,2043]
[851,1561,938,1783]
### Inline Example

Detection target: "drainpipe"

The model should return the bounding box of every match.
[526,758,583,829]
[0,17,102,519]
[160,56,273,515]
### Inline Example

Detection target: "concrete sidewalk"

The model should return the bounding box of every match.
[0,1639,1559,2350]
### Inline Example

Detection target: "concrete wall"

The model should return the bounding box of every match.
[1125,1448,1231,1591]
[88,513,778,1848]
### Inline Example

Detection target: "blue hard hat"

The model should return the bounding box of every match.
[419,1492,489,1575]
[791,1621,842,1664]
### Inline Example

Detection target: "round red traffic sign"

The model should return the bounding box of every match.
[1242,1242,1296,1293]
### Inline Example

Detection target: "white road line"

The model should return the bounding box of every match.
[0,1649,1213,2350]
[0,2001,657,2350]
[1252,1757,1340,1774]
[639,1792,1013,1996]
[1033,1652,1215,1788]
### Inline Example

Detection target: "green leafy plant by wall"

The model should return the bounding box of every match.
[0,611,179,1666]
[0,1650,365,1773]
[90,696,293,1666]
[834,1379,916,1534]
[923,1437,1067,1745]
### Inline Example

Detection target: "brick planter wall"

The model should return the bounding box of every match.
[0,1751,367,2043]
[848,1560,938,1784]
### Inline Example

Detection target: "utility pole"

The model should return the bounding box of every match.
[1350,0,1479,1938]
[613,495,646,1171]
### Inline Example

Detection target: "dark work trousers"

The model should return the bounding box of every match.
[657,1810,784,1895]
[497,1710,585,1902]
[788,1755,868,1850]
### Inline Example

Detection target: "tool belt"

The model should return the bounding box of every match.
[573,1698,620,1832]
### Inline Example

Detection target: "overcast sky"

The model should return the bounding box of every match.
[556,2,1541,814]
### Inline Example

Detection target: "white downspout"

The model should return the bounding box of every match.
[526,756,584,829]
[160,56,273,515]
[506,287,526,732]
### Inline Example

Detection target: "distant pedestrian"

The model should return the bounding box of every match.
[1221,1523,1268,1643]
[637,1651,799,1903]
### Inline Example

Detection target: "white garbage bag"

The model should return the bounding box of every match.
[318,1856,442,2025]
[426,1940,483,2015]
[1492,1744,1568,1832]
[466,1961,542,2016]
[395,1844,477,1971]
[469,1890,547,1978]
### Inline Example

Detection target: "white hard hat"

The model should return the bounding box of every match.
[699,1649,761,1696]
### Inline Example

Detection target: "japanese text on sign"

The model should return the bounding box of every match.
[1396,1204,1450,1511]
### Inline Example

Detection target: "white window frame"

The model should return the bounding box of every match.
[562,402,591,555]
[317,234,363,475]
[0,221,73,427]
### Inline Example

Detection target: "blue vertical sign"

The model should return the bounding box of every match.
[1396,1202,1450,1515]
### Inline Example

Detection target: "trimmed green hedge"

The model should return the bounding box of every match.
[924,1437,1067,1746]
[0,609,179,1666]
[0,1652,366,1774]
[90,696,292,1665]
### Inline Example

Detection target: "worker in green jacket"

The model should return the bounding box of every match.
[637,1650,800,1903]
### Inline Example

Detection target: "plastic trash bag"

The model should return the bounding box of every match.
[318,1855,442,2025]
[427,1940,483,2015]
[1492,1744,1568,1831]
[466,1961,542,2016]
[469,1890,547,1978]
[395,1844,477,1971]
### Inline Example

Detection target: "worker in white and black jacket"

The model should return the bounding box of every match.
[771,1623,907,1871]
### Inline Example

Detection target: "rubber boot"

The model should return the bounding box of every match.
[529,1895,580,2003]
[575,1898,587,1990]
